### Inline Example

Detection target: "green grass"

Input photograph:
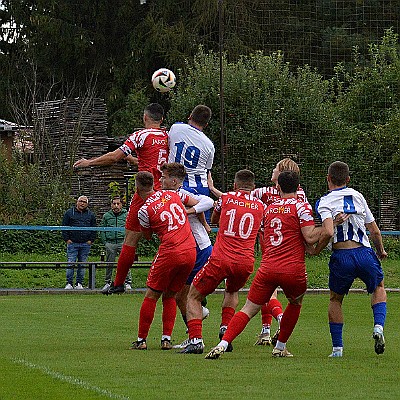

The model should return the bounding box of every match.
[0,293,399,399]
[1,251,399,289]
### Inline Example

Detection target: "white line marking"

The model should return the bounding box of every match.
[12,358,130,400]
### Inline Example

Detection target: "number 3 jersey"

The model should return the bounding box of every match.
[316,187,374,248]
[119,128,168,190]
[212,191,265,262]
[262,198,315,273]
[138,190,196,250]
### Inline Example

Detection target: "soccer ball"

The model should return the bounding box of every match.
[151,68,176,93]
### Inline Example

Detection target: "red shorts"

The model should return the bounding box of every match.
[125,192,145,231]
[147,246,196,293]
[192,255,254,296]
[248,266,307,305]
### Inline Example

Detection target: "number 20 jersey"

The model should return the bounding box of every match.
[138,190,196,250]
[212,191,265,262]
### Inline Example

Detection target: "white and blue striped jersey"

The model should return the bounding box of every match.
[168,122,215,189]
[316,187,375,248]
[178,187,213,250]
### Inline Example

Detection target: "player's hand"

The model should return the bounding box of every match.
[73,158,89,168]
[305,243,317,255]
[377,250,388,260]
[333,212,349,227]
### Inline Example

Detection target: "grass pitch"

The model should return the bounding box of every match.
[0,292,399,400]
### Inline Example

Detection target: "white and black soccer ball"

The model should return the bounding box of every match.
[151,68,176,93]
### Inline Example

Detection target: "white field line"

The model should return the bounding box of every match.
[12,358,130,400]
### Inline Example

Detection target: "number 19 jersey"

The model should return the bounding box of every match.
[213,191,265,262]
[168,122,215,189]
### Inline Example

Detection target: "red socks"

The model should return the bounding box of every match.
[138,297,157,339]
[187,319,203,340]
[222,311,250,343]
[162,297,177,337]
[114,244,136,286]
[279,303,302,343]
[266,298,283,320]
[221,306,235,327]
[261,304,272,325]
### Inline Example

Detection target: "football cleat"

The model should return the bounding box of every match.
[372,327,385,355]
[272,347,293,358]
[202,306,210,320]
[172,338,190,349]
[219,326,233,352]
[130,340,147,350]
[254,332,272,346]
[271,328,280,346]
[205,346,225,360]
[328,350,343,358]
[102,282,125,295]
[161,339,173,350]
[179,341,204,354]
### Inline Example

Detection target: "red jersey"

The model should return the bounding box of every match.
[138,190,196,250]
[119,128,168,190]
[261,198,315,273]
[212,191,265,262]
[252,185,307,205]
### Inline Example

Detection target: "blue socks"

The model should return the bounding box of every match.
[329,322,344,347]
[372,302,386,327]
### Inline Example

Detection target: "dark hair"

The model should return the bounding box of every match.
[135,171,154,189]
[190,105,212,127]
[160,162,186,182]
[144,103,164,122]
[328,161,349,186]
[111,196,122,203]
[234,169,255,190]
[278,170,299,194]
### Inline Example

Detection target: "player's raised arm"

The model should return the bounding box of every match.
[74,148,126,168]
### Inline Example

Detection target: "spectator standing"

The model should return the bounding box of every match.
[62,195,96,289]
[100,196,132,291]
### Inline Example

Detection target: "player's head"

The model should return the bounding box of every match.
[144,103,164,124]
[327,161,350,186]
[234,169,256,191]
[160,162,186,189]
[277,170,300,195]
[189,105,212,128]
[110,196,123,213]
[135,171,154,196]
[271,158,300,183]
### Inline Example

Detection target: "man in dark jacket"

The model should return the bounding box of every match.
[100,197,131,291]
[62,195,97,289]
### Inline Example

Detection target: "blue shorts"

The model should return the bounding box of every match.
[329,246,384,295]
[186,244,213,285]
